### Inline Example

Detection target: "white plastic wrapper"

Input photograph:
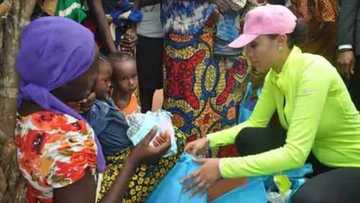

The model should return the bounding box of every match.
[126,110,177,157]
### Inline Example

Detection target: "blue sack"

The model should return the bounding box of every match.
[146,151,313,203]
[146,153,268,203]
[145,153,207,203]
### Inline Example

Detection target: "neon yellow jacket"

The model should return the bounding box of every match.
[208,47,360,178]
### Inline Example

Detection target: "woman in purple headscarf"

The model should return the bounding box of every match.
[15,16,170,203]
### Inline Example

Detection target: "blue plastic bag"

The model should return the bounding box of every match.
[145,153,207,203]
[146,151,313,203]
[146,153,269,203]
[127,110,178,157]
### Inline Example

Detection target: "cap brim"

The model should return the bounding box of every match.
[228,34,259,48]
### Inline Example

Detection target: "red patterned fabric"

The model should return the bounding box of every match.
[16,111,97,202]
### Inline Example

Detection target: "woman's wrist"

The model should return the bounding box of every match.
[126,151,142,167]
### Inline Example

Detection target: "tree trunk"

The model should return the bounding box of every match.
[0,1,36,202]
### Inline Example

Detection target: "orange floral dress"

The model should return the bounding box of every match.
[15,111,98,203]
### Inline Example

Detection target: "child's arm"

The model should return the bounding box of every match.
[87,0,117,53]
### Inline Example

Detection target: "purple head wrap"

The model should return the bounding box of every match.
[16,17,106,171]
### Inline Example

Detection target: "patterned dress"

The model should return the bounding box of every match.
[161,1,250,150]
[15,111,98,202]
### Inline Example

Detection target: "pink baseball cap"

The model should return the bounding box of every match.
[229,5,297,48]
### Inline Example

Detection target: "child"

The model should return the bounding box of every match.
[84,56,133,156]
[108,53,141,116]
[85,56,169,156]
[93,56,113,100]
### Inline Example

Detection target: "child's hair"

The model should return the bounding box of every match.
[107,52,136,65]
[90,54,109,71]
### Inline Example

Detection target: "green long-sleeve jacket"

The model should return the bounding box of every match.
[208,46,360,178]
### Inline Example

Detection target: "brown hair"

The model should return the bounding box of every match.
[268,20,309,48]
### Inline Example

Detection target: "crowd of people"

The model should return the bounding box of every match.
[13,0,360,202]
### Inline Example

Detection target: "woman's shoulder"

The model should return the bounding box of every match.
[17,110,94,135]
[291,51,337,81]
[288,52,340,92]
[15,110,98,200]
[301,52,335,71]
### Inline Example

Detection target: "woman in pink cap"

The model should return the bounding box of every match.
[184,4,360,202]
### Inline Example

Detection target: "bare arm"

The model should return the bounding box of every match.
[54,159,138,203]
[87,0,117,53]
[100,155,140,202]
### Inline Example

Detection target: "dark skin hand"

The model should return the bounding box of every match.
[88,0,117,53]
[121,0,163,55]
[66,92,97,113]
[337,50,356,80]
[119,26,138,56]
[54,129,171,203]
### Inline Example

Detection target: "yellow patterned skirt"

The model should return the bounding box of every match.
[97,128,186,202]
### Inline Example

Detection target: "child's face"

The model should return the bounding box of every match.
[113,60,138,95]
[94,60,113,100]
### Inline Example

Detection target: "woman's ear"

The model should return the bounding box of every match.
[277,34,288,48]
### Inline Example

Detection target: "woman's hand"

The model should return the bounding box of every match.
[67,92,96,113]
[184,137,209,156]
[129,129,171,164]
[119,27,137,55]
[337,50,355,80]
[181,158,222,196]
